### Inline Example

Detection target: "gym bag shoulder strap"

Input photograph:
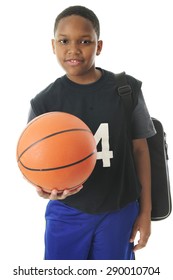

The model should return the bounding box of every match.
[115,72,172,221]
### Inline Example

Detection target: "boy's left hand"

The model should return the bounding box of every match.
[129,213,151,252]
[35,185,83,200]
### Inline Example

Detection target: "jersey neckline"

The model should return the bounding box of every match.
[61,68,107,92]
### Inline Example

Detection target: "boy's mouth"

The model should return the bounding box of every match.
[65,59,83,66]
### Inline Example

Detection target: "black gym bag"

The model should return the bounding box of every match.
[116,72,172,221]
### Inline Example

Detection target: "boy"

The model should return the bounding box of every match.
[28,5,156,260]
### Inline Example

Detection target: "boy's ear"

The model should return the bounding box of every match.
[96,40,103,56]
[51,39,56,54]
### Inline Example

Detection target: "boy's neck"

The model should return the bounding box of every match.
[66,69,102,85]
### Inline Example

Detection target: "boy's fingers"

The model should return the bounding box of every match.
[56,185,83,200]
[133,235,148,252]
[35,186,51,199]
[131,228,150,252]
[35,185,83,200]
[130,226,138,243]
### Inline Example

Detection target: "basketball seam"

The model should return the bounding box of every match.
[17,128,92,160]
[18,150,96,171]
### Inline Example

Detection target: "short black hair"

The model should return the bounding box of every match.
[54,5,100,38]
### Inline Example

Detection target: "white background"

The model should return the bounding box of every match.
[0,0,173,278]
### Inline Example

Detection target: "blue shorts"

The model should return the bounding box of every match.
[44,200,139,260]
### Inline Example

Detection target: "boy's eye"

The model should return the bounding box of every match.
[80,40,91,44]
[59,39,69,45]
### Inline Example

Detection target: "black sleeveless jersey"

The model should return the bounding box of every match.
[30,69,142,214]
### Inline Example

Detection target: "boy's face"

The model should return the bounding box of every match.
[52,15,103,84]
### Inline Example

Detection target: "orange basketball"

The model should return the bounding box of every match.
[16,112,97,192]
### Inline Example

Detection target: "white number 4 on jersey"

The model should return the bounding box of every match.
[94,123,113,167]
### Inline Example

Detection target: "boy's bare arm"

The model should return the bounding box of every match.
[130,138,152,251]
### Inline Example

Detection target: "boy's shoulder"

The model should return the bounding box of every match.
[30,76,64,115]
[125,73,142,92]
[105,69,142,92]
[34,77,63,99]
[108,70,142,109]
[124,73,142,107]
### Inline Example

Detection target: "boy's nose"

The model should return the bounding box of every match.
[67,42,81,54]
